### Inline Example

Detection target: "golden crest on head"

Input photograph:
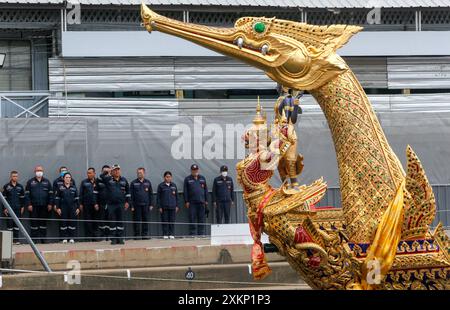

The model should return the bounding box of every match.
[245,97,270,153]
[252,96,266,125]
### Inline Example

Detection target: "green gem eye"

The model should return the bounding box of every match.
[254,22,266,33]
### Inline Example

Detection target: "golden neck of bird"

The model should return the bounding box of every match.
[310,69,405,242]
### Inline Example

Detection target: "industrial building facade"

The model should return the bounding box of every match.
[0,1,449,117]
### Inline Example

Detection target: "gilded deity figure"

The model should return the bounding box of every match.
[274,85,304,190]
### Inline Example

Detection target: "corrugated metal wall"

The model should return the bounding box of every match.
[173,57,277,90]
[48,97,179,117]
[345,57,387,88]
[46,56,450,92]
[46,56,391,117]
[48,56,388,93]
[47,55,450,117]
[48,56,275,92]
[48,93,450,117]
[387,56,450,89]
[48,58,176,92]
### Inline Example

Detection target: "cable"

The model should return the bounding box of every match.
[12,235,210,240]
[36,237,207,241]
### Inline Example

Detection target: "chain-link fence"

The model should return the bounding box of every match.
[1,113,449,240]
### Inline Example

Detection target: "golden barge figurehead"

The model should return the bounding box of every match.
[141,3,361,91]
[141,4,450,290]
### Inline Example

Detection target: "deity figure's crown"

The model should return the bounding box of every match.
[253,97,266,125]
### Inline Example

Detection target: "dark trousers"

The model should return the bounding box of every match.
[189,203,205,236]
[59,205,77,239]
[98,204,109,237]
[30,205,49,243]
[133,204,149,238]
[216,202,231,224]
[6,206,21,242]
[161,208,176,236]
[84,204,99,241]
[107,203,124,241]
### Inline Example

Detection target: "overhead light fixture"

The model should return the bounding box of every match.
[0,53,5,68]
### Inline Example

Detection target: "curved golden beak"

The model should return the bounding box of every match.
[140,3,160,33]
[140,3,278,71]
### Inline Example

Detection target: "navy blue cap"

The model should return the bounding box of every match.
[190,164,199,170]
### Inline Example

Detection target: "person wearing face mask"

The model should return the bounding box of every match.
[183,164,209,237]
[212,165,235,224]
[55,173,80,244]
[24,165,53,244]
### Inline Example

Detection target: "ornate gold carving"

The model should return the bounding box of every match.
[142,5,450,290]
[402,145,437,239]
[311,71,406,242]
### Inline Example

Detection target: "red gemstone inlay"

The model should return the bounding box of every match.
[308,256,321,268]
[294,225,313,244]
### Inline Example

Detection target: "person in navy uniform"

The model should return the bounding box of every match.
[55,173,80,244]
[53,166,76,210]
[183,164,209,237]
[156,171,179,239]
[1,171,25,244]
[212,165,234,224]
[130,167,154,240]
[24,165,53,244]
[79,168,99,242]
[96,165,111,240]
[104,164,130,245]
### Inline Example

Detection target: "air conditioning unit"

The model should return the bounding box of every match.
[0,231,13,262]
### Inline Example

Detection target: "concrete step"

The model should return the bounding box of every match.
[12,239,285,271]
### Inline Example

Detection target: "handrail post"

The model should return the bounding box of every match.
[0,192,52,272]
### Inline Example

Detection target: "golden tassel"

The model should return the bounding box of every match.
[360,179,406,290]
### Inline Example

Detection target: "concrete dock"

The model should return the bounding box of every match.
[1,238,308,290]
[11,238,285,270]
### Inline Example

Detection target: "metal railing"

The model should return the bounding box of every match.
[0,91,50,118]
[0,192,52,272]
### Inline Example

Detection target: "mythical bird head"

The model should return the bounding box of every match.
[141,4,362,90]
